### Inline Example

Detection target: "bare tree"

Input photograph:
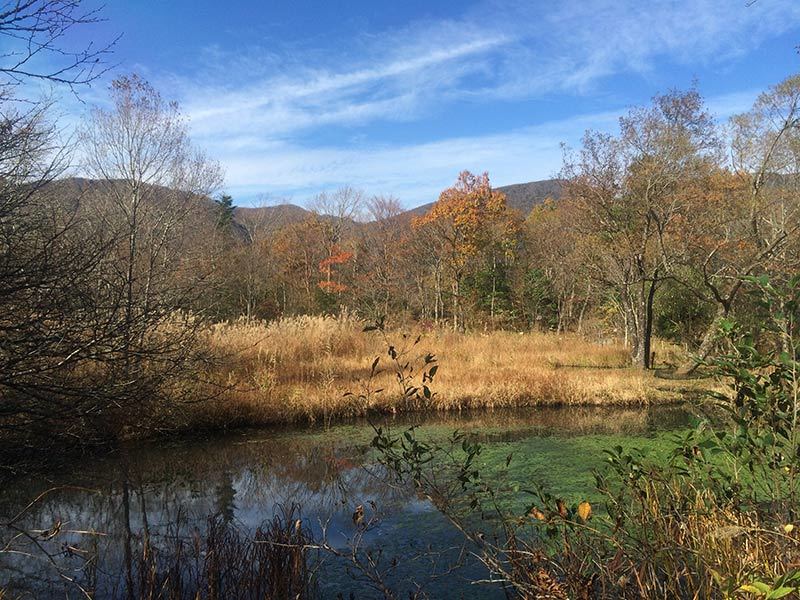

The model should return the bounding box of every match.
[0,0,117,93]
[310,185,365,223]
[235,194,286,244]
[309,186,365,261]
[309,186,364,299]
[0,0,121,463]
[76,74,223,427]
[0,101,132,462]
[562,89,722,368]
[676,74,800,372]
[358,195,404,317]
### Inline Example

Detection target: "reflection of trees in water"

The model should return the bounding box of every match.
[0,407,688,596]
[287,405,687,441]
[214,472,236,525]
[0,432,416,596]
[399,405,688,436]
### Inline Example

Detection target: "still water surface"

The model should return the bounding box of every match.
[0,406,690,598]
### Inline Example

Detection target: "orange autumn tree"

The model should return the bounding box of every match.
[413,171,516,331]
[318,246,354,295]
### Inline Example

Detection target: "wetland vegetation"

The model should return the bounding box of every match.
[0,1,799,598]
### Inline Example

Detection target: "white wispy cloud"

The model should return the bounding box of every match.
[456,0,800,98]
[217,83,762,208]
[219,110,620,206]
[177,29,511,142]
[55,0,800,204]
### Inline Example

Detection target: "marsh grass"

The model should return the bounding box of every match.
[121,507,315,599]
[190,316,701,429]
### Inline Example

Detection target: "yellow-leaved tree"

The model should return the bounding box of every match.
[413,171,516,331]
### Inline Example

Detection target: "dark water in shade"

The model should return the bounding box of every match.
[0,405,690,599]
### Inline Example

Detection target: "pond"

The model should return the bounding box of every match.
[0,405,691,599]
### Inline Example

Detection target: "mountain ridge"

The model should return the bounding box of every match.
[45,177,563,239]
[235,178,563,230]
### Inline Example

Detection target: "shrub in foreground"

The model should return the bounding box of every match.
[369,277,800,598]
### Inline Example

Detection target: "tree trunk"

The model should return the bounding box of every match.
[642,278,657,369]
[622,288,639,362]
[577,282,591,333]
[452,278,459,332]
[627,276,658,369]
[123,187,139,379]
[434,268,441,324]
[490,255,497,323]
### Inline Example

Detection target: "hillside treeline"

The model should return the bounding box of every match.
[2,28,799,457]
[207,78,800,371]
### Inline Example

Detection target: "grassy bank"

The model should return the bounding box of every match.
[190,315,704,428]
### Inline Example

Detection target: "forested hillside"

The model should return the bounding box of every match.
[191,81,800,375]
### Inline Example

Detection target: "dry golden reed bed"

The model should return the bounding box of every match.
[192,315,701,428]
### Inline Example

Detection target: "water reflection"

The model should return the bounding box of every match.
[0,405,689,598]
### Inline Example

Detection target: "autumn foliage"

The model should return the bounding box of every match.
[413,170,514,260]
[117,74,800,373]
[318,246,354,294]
[411,171,518,330]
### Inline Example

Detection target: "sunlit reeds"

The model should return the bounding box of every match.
[189,316,701,428]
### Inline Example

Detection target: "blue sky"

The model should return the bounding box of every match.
[48,1,800,206]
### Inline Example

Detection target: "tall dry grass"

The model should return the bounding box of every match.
[190,315,701,428]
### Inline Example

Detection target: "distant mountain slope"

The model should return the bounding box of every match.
[47,178,564,242]
[402,178,563,219]
[234,204,313,235]
[496,179,563,214]
[44,177,224,217]
[42,177,253,241]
